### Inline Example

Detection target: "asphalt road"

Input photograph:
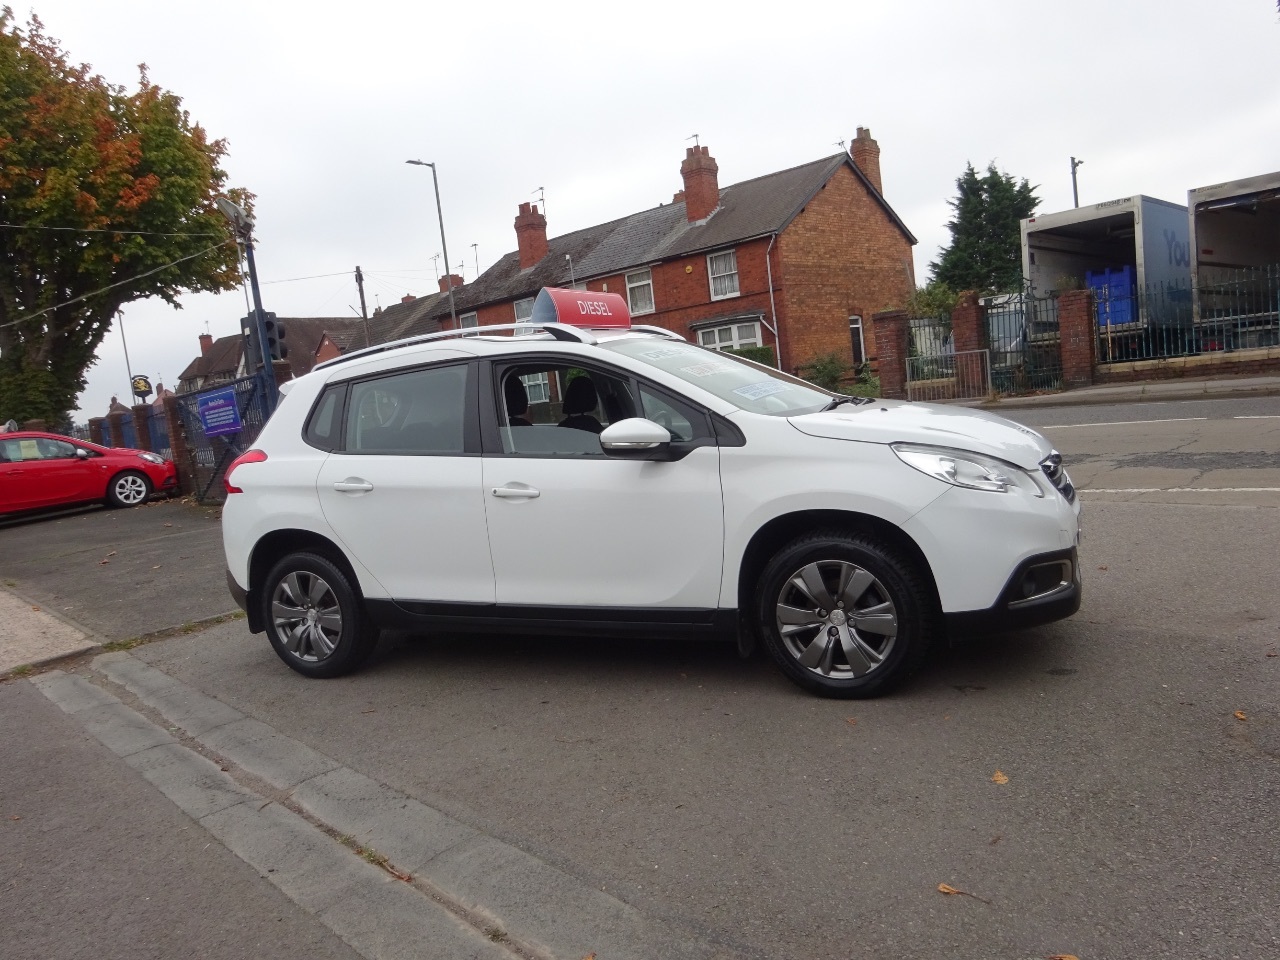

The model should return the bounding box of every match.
[3,394,1278,959]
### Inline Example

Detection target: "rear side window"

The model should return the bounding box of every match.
[304,385,345,451]
[344,364,469,455]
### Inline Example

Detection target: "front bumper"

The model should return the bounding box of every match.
[944,547,1081,636]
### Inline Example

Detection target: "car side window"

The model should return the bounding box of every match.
[304,384,345,451]
[496,363,637,457]
[343,364,469,455]
[638,385,703,442]
[36,438,77,460]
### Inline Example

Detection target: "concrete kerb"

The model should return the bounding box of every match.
[72,651,732,960]
[0,583,104,678]
[960,374,1280,411]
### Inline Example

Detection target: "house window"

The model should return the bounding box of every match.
[849,315,865,365]
[513,297,536,336]
[698,320,761,352]
[707,250,739,300]
[626,269,655,315]
[459,311,478,337]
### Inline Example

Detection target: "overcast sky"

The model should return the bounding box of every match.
[16,0,1280,421]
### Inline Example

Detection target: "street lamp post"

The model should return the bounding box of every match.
[406,160,458,328]
[1070,156,1084,208]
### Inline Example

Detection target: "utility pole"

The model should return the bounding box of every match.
[354,265,371,347]
[116,310,135,406]
[1071,157,1084,208]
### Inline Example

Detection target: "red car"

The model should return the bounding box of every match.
[0,431,178,515]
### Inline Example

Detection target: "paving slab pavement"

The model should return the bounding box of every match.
[0,584,96,674]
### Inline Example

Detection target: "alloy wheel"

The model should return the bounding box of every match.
[271,571,343,662]
[114,474,148,505]
[774,559,898,679]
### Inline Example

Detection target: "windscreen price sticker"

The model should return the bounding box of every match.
[733,381,789,401]
[197,388,243,438]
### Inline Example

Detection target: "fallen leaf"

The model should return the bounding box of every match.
[360,709,376,714]
[151,565,161,570]
[992,770,1009,785]
[163,522,173,527]
[1097,565,1108,571]
[989,835,1001,845]
[1047,955,1081,960]
[9,815,20,821]
[31,606,40,612]
[1266,651,1277,658]
[845,717,857,726]
[1234,710,1247,721]
[98,559,110,565]
[937,882,990,904]
[105,550,117,558]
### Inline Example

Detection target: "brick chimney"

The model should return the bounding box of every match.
[515,202,548,269]
[199,333,213,356]
[401,293,416,304]
[438,274,463,294]
[851,126,882,195]
[680,146,720,222]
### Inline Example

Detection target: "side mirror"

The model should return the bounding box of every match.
[75,447,90,459]
[600,418,671,460]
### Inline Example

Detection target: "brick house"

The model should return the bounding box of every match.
[176,316,370,393]
[424,128,916,375]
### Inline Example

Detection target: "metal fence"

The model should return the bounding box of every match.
[1096,264,1280,363]
[173,374,273,503]
[905,310,992,402]
[986,294,1063,393]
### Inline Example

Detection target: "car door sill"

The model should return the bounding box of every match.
[366,599,737,636]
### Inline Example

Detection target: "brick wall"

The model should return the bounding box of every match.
[775,164,915,374]
[1058,289,1095,388]
[872,310,909,399]
[1094,347,1280,383]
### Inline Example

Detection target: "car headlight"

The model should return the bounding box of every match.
[891,443,1043,496]
[138,452,165,465]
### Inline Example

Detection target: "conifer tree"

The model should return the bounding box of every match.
[930,163,1038,294]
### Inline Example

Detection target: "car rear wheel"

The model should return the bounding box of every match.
[262,552,379,678]
[106,470,151,508]
[756,531,934,698]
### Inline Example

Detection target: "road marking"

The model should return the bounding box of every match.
[1042,418,1208,429]
[1234,415,1280,419]
[1083,487,1280,493]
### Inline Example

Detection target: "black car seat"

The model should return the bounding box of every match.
[558,376,603,434]
[504,375,532,427]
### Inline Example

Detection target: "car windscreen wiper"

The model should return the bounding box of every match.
[820,395,873,411]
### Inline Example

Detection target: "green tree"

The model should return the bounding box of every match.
[0,10,248,424]
[929,162,1038,295]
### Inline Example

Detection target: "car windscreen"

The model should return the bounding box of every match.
[600,338,834,416]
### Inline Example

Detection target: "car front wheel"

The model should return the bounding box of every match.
[756,531,934,698]
[261,552,379,678]
[106,470,151,508]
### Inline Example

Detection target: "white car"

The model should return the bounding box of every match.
[222,289,1081,698]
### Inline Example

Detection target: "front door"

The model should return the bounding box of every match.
[316,360,495,604]
[481,359,724,612]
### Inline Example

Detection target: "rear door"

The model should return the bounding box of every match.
[315,359,496,604]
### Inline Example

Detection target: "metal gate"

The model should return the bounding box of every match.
[905,315,992,401]
[985,294,1062,394]
[173,374,274,503]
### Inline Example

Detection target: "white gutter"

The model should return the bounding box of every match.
[764,232,782,369]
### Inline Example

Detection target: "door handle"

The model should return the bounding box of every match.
[491,484,539,500]
[332,478,374,493]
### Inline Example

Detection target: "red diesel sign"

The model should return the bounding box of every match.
[530,287,631,329]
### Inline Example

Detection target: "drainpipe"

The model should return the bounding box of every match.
[764,232,782,369]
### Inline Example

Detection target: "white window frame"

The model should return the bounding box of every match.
[625,269,655,316]
[513,297,536,336]
[707,250,739,301]
[849,315,866,365]
[459,311,478,337]
[698,320,761,352]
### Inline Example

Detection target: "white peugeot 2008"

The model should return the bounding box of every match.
[221,287,1081,699]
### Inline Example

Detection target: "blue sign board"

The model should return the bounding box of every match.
[197,387,243,438]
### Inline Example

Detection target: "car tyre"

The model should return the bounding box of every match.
[756,531,934,699]
[262,552,379,678]
[106,470,151,508]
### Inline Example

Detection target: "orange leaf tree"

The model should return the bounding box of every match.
[0,9,249,424]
